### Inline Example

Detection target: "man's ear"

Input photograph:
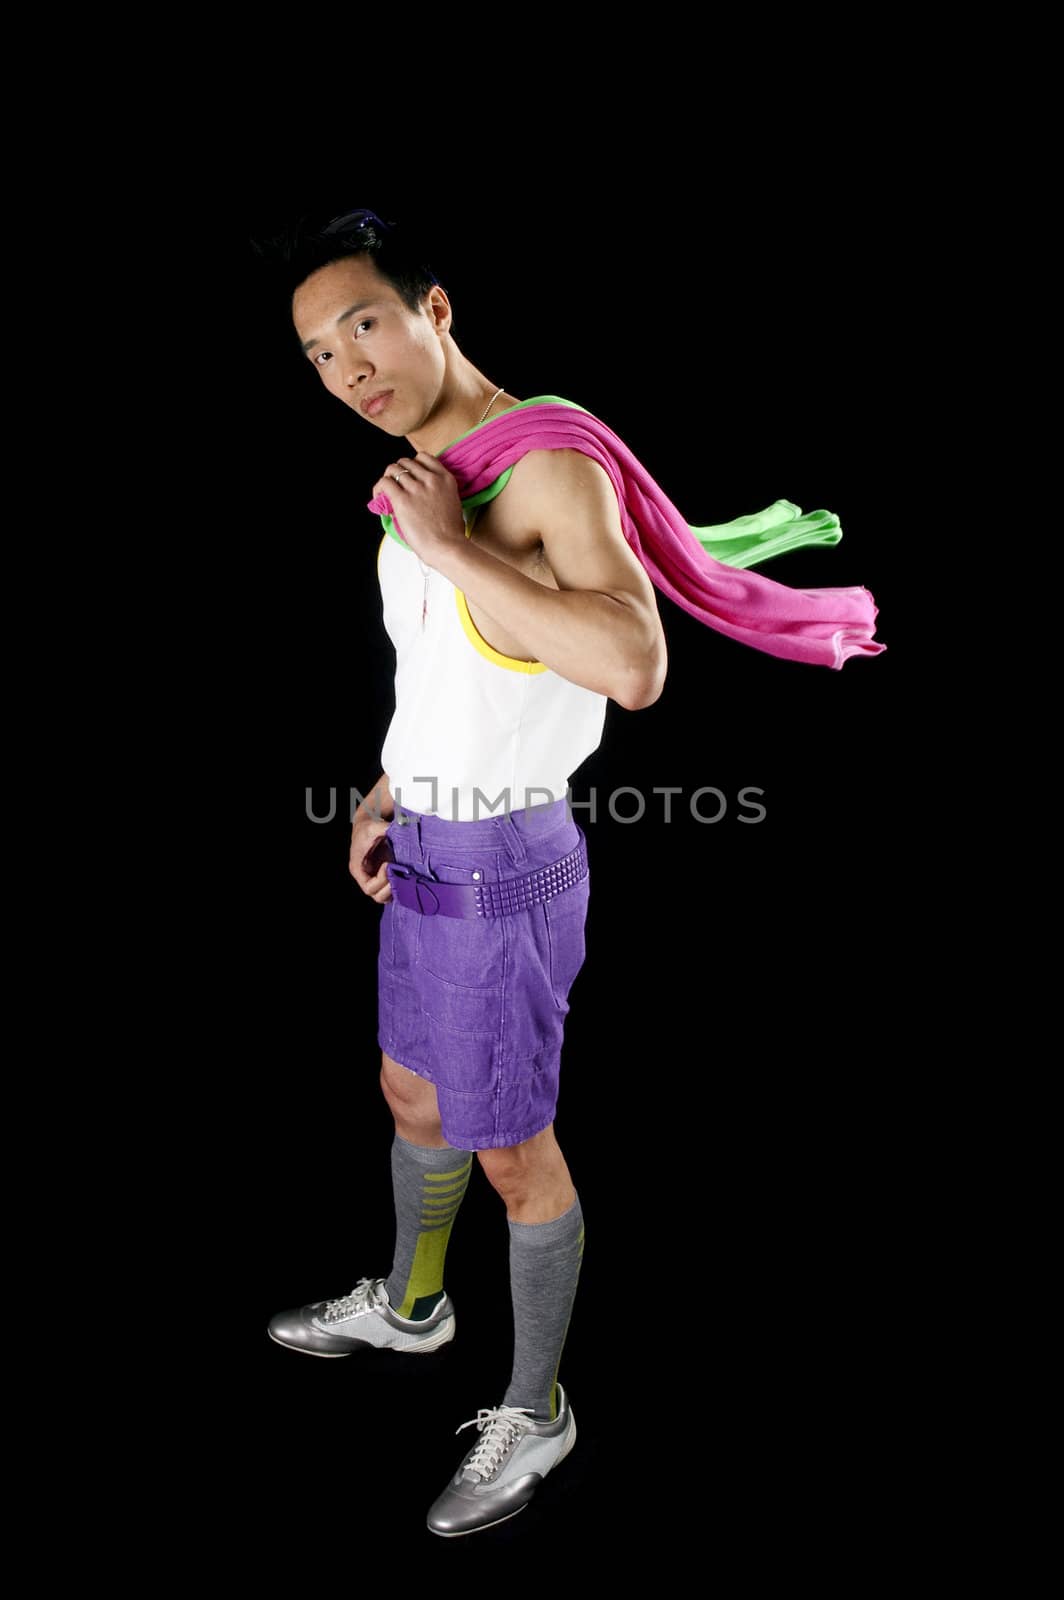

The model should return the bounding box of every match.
[426,286,453,335]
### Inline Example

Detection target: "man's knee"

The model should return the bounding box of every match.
[477,1124,559,1190]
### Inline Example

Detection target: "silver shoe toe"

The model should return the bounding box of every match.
[427,1383,577,1536]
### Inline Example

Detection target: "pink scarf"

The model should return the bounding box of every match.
[367,398,885,671]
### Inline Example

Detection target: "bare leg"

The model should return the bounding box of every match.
[477,1123,577,1223]
[380,1049,450,1147]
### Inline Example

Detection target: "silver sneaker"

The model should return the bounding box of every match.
[426,1382,577,1536]
[267,1275,455,1357]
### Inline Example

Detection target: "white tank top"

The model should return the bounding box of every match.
[378,484,608,822]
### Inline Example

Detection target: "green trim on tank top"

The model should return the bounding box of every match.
[380,395,590,549]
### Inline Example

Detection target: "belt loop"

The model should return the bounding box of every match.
[396,804,428,867]
[412,811,428,867]
[493,809,529,869]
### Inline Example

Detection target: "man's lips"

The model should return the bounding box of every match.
[361,389,394,417]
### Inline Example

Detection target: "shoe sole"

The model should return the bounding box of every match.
[427,1414,578,1537]
[267,1315,456,1357]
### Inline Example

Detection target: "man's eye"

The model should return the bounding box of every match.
[314,320,374,366]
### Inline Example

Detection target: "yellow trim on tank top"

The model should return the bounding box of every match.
[455,505,547,674]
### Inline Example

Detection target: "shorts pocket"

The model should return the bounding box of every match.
[544,874,590,1012]
[418,968,502,1036]
[414,853,505,992]
[410,852,507,1091]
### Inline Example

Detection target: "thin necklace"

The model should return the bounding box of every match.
[417,386,506,629]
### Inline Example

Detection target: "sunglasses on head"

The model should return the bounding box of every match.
[322,207,440,285]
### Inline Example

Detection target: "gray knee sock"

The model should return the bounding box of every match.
[502,1194,585,1422]
[383,1134,472,1320]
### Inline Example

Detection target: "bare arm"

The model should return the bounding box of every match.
[430,450,668,710]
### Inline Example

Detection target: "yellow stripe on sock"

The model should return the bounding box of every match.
[396,1220,459,1317]
[392,1162,472,1318]
[423,1161,472,1182]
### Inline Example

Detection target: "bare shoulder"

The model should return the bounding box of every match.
[506,448,658,611]
[473,447,620,571]
[508,447,620,522]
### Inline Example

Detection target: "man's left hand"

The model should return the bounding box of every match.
[372,451,467,563]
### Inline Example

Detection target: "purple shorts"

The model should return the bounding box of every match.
[376,798,590,1151]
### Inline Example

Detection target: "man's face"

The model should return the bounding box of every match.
[292,255,444,433]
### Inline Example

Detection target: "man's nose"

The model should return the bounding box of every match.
[342,354,372,387]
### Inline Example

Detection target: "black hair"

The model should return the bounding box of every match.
[250,207,444,318]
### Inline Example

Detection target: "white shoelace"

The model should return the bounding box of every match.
[456,1405,538,1480]
[321,1276,387,1323]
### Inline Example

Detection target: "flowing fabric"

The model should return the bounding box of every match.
[367,396,886,671]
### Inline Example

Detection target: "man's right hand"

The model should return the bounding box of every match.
[350,813,394,903]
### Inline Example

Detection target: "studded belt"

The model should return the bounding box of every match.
[387,837,588,918]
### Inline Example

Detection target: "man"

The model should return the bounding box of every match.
[263,209,666,1537]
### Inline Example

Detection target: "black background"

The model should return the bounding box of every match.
[233,148,926,1564]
